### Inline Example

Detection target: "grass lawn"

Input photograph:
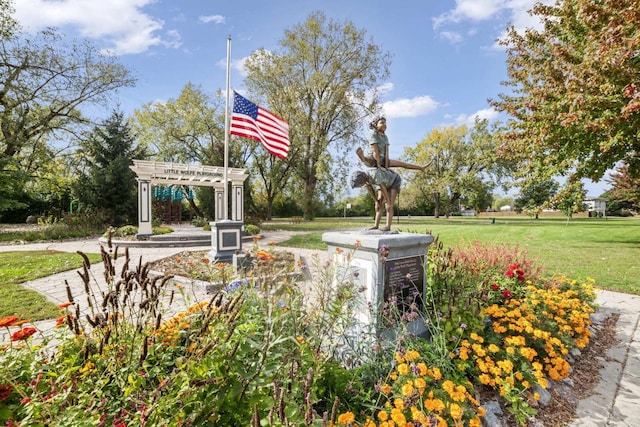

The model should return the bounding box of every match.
[263,216,640,295]
[0,250,102,320]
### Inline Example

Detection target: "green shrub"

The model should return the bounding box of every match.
[191,216,208,227]
[244,224,260,235]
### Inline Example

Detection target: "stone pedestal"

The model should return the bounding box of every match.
[208,220,243,262]
[322,231,434,339]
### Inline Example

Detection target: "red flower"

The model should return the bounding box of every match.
[490,284,499,291]
[505,270,515,278]
[517,274,525,282]
[55,316,66,327]
[502,290,512,299]
[0,384,12,401]
[11,327,37,341]
[0,316,19,327]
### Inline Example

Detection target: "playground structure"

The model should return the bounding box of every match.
[152,185,196,224]
[130,160,248,237]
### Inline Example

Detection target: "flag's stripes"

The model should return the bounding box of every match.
[230,92,290,159]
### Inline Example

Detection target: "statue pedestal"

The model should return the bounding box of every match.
[322,230,434,340]
[208,220,243,262]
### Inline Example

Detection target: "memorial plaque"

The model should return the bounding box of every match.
[384,255,425,314]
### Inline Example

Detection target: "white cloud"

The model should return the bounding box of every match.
[383,95,439,119]
[433,0,506,29]
[199,15,225,24]
[432,0,553,45]
[13,0,177,55]
[438,31,464,44]
[453,107,499,126]
[216,55,251,76]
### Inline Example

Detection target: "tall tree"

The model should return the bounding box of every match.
[491,0,640,186]
[606,163,640,213]
[74,111,146,225]
[243,11,391,219]
[0,25,134,214]
[514,179,559,219]
[402,119,502,217]
[1,0,18,40]
[551,181,586,223]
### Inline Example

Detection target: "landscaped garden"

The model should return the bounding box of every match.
[0,216,624,426]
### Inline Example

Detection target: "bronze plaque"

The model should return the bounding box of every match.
[384,255,425,313]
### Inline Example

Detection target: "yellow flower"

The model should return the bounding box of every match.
[378,410,389,421]
[402,382,415,397]
[381,383,392,394]
[449,403,463,420]
[391,407,406,425]
[469,332,484,343]
[442,380,455,393]
[424,398,445,413]
[394,398,405,410]
[416,362,428,376]
[337,412,355,424]
[432,367,442,380]
[497,359,514,373]
[405,349,420,361]
[398,363,410,375]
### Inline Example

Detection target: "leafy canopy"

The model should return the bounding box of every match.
[243,11,391,219]
[491,0,640,184]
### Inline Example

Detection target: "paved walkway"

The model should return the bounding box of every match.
[1,231,638,426]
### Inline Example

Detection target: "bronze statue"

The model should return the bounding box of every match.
[353,116,429,231]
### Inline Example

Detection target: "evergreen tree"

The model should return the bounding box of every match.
[75,111,146,225]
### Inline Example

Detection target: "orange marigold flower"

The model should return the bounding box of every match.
[449,403,463,420]
[337,412,355,424]
[11,327,37,341]
[431,367,442,380]
[402,382,415,396]
[397,363,410,375]
[405,349,420,361]
[58,302,73,309]
[0,316,19,327]
[393,398,405,410]
[378,410,389,421]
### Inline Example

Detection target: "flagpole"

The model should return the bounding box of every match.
[223,36,231,221]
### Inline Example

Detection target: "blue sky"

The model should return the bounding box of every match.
[12,0,608,196]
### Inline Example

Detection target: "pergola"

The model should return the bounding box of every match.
[130,160,248,236]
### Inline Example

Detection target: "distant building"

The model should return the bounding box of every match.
[583,197,607,217]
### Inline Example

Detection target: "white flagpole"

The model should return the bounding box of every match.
[223,36,231,221]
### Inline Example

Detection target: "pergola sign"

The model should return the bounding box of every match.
[130,160,248,236]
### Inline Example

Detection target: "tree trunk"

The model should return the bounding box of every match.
[302,175,317,220]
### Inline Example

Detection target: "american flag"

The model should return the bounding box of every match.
[230,91,290,159]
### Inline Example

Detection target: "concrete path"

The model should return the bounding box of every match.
[1,231,638,426]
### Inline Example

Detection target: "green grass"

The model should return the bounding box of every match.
[264,216,640,295]
[0,251,102,321]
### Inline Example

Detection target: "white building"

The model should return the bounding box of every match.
[583,197,607,217]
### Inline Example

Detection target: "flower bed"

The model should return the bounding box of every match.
[0,239,598,426]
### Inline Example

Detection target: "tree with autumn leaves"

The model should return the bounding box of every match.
[491,0,640,190]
